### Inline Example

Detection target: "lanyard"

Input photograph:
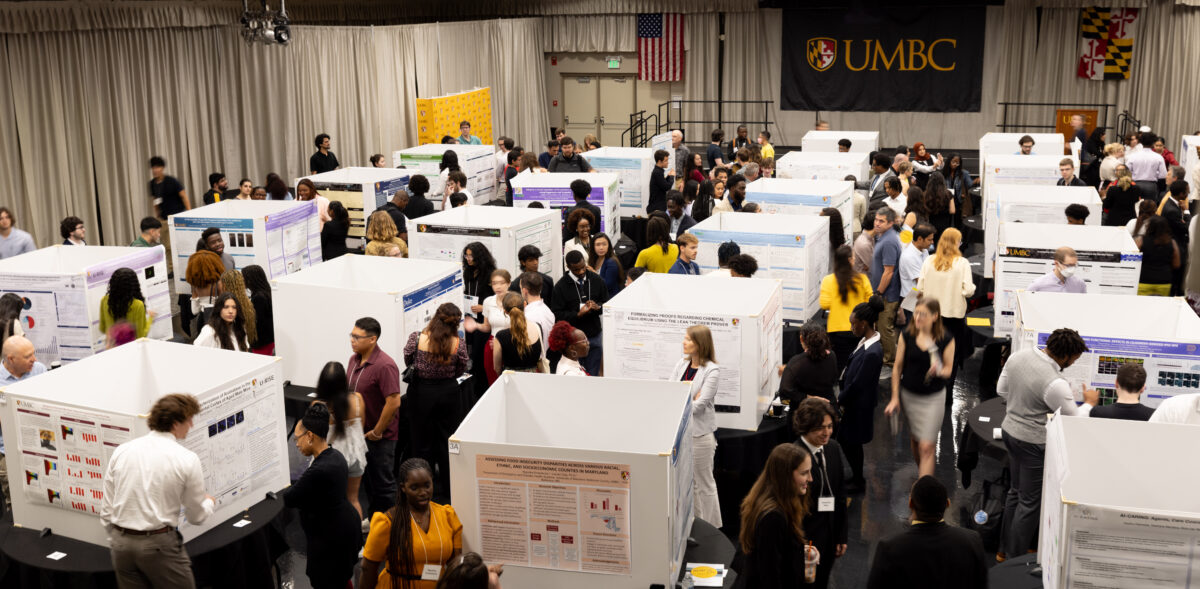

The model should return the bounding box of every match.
[411,510,445,567]
[349,357,368,393]
[812,447,833,498]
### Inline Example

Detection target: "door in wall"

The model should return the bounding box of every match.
[598,76,634,147]
[560,75,636,147]
[562,76,599,143]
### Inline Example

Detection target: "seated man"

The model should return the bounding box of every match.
[1027,246,1087,293]
[867,476,988,589]
[1065,203,1090,225]
[1091,362,1154,421]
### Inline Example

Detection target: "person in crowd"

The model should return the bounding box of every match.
[562,179,601,238]
[1158,180,1190,295]
[502,151,520,205]
[758,130,775,161]
[241,265,274,355]
[1165,164,1187,201]
[443,171,472,209]
[193,292,248,351]
[581,133,599,152]
[885,297,955,477]
[899,223,935,323]
[563,209,594,266]
[668,233,701,275]
[820,208,845,256]
[881,177,906,218]
[1104,165,1140,226]
[670,325,722,527]
[130,216,162,247]
[322,201,351,260]
[713,184,737,214]
[1,292,26,349]
[220,269,257,347]
[707,179,729,216]
[923,173,955,241]
[506,245,554,302]
[1065,203,1090,224]
[793,399,848,589]
[517,272,554,352]
[60,215,86,245]
[266,173,293,200]
[860,153,896,210]
[436,553,503,589]
[495,137,513,180]
[548,137,592,173]
[635,215,679,273]
[286,403,362,589]
[297,178,333,229]
[456,121,481,145]
[406,175,436,219]
[853,211,876,274]
[148,155,191,221]
[183,249,224,336]
[361,458,463,589]
[365,211,408,257]
[587,232,624,296]
[672,129,690,175]
[101,394,213,588]
[728,125,751,161]
[1027,246,1087,293]
[727,253,759,277]
[198,227,235,270]
[667,191,697,239]
[538,140,559,169]
[1149,391,1200,424]
[1127,132,1168,197]
[866,476,988,589]
[1151,136,1179,166]
[1,336,45,385]
[370,154,387,168]
[1099,143,1126,190]
[312,361,366,518]
[491,292,545,374]
[1136,215,1179,296]
[997,328,1096,561]
[837,138,852,153]
[250,185,268,200]
[310,133,340,174]
[741,162,761,184]
[896,161,916,195]
[708,241,740,277]
[647,149,675,214]
[551,251,608,376]
[625,266,647,286]
[349,317,403,517]
[779,325,838,407]
[403,305,469,502]
[820,244,872,373]
[738,443,816,589]
[1090,362,1154,421]
[1127,199,1157,240]
[917,228,975,387]
[1057,158,1087,187]
[899,187,927,244]
[938,154,972,219]
[100,267,155,339]
[869,207,902,372]
[471,269,511,384]
[518,152,545,178]
[201,172,227,205]
[706,129,726,170]
[232,178,252,200]
[838,297,884,492]
[1016,135,1035,155]
[909,143,941,189]
[685,152,706,185]
[448,193,468,208]
[547,321,590,376]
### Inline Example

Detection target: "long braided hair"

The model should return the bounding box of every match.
[387,458,434,589]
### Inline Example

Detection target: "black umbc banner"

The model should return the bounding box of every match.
[780,7,986,112]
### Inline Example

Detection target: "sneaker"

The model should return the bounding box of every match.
[878,366,893,381]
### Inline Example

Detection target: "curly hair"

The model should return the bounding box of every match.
[792,397,838,437]
[567,208,595,238]
[547,321,577,353]
[367,211,400,242]
[147,393,202,433]
[105,267,145,324]
[799,324,831,362]
[220,270,257,345]
[1045,328,1089,361]
[423,303,463,364]
[185,250,224,290]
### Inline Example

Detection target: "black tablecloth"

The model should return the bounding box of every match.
[989,553,1042,589]
[781,326,801,364]
[0,496,289,589]
[966,306,1006,345]
[968,253,985,279]
[967,397,1007,455]
[713,416,793,541]
[679,518,738,588]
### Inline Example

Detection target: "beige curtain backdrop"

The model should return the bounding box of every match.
[681,12,719,146]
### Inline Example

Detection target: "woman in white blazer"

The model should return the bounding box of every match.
[670,325,722,527]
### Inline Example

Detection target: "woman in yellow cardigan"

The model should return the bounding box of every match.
[99,268,156,338]
[634,214,679,273]
[819,244,873,374]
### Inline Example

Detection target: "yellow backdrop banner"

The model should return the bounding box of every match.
[416,87,493,145]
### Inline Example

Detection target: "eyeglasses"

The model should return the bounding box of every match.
[349,333,372,341]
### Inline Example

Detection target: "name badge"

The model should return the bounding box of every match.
[421,564,443,581]
[818,497,835,512]
[464,295,479,310]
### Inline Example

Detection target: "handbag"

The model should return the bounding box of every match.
[401,363,416,384]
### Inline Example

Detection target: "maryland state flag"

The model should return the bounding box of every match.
[1077,7,1138,80]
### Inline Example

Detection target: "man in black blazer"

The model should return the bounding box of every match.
[867,476,989,589]
[793,398,848,589]
[858,152,896,211]
[647,148,675,214]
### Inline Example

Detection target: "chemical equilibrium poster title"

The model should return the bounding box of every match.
[780,7,986,112]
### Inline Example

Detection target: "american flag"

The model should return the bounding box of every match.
[637,13,684,82]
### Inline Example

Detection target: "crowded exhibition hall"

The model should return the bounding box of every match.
[2,0,1200,587]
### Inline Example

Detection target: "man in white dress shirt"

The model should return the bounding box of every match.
[1149,393,1200,425]
[101,393,214,588]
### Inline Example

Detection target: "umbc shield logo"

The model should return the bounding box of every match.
[807,38,837,71]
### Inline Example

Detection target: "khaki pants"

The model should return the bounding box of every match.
[110,528,196,589]
[879,300,900,364]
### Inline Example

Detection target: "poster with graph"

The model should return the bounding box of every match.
[416,87,494,146]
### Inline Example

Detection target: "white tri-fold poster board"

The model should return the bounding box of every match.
[1181,135,1200,200]
[994,223,1139,333]
[510,170,622,241]
[800,130,878,154]
[602,273,783,431]
[0,339,290,547]
[776,151,870,185]
[1014,292,1200,407]
[272,256,464,388]
[986,186,1103,280]
[688,213,830,323]
[301,167,411,241]
[0,245,172,364]
[407,206,563,282]
[1040,415,1200,588]
[978,132,1066,159]
[168,200,322,294]
[581,146,655,216]
[393,144,497,206]
[449,372,693,589]
[744,178,854,239]
[650,130,676,172]
[980,153,1065,248]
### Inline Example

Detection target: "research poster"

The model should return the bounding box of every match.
[1032,332,1200,407]
[475,455,632,575]
[0,273,89,364]
[83,246,172,347]
[403,270,465,340]
[1063,504,1200,588]
[514,220,557,276]
[264,200,321,277]
[669,404,693,571]
[585,156,644,213]
[995,248,1140,331]
[12,398,136,516]
[760,288,784,393]
[316,185,367,237]
[412,224,501,264]
[514,183,617,236]
[171,215,257,291]
[650,131,675,173]
[607,310,743,412]
[180,368,288,525]
[692,229,825,323]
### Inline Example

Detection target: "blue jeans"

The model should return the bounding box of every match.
[583,331,603,376]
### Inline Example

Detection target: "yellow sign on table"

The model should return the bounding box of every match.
[966,317,991,327]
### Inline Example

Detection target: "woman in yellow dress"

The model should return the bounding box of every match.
[360,458,463,589]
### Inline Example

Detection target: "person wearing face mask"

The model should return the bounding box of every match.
[793,399,848,589]
[192,293,248,351]
[738,443,819,589]
[1026,247,1088,294]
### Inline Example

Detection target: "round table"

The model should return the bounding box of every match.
[967,397,1007,454]
[989,553,1042,589]
[965,306,1006,345]
[965,307,1008,400]
[680,518,738,588]
[713,416,793,541]
[968,253,985,279]
[962,214,984,245]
